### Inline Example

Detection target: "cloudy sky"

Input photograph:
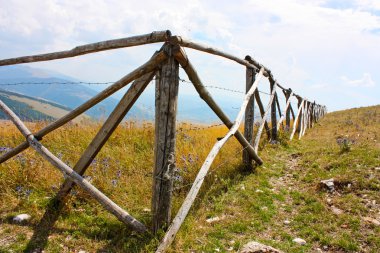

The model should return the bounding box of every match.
[0,0,379,112]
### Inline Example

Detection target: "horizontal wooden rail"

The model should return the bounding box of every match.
[0,30,170,66]
[0,99,147,233]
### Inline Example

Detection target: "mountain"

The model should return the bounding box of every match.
[0,89,88,122]
[0,66,245,123]
[0,66,145,121]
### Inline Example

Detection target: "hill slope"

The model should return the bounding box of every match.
[0,105,378,252]
[0,89,88,122]
[0,65,145,120]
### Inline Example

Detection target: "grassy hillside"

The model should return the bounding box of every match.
[0,105,379,252]
[0,89,89,122]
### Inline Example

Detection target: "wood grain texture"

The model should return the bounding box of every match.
[243,66,255,170]
[0,31,170,66]
[152,45,179,233]
[155,67,265,253]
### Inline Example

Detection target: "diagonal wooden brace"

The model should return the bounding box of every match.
[56,72,155,200]
[0,99,147,233]
[0,50,167,164]
[172,46,263,165]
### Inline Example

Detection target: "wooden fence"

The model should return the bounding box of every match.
[0,30,327,252]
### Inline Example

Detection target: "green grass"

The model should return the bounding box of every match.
[0,105,379,252]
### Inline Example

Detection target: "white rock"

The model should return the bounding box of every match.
[331,206,343,215]
[292,238,306,245]
[362,217,380,226]
[239,241,284,253]
[206,216,224,224]
[283,220,291,225]
[320,178,335,192]
[78,250,87,253]
[255,189,263,193]
[241,185,246,191]
[13,214,31,223]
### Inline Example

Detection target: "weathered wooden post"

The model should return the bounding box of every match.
[284,89,292,131]
[243,63,256,170]
[270,77,278,142]
[297,97,303,133]
[152,44,179,233]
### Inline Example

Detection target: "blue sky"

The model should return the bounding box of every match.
[0,0,379,112]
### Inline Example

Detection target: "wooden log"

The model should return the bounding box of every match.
[296,97,303,133]
[270,80,278,142]
[275,93,283,120]
[277,91,293,130]
[0,99,147,233]
[152,45,179,233]
[284,90,292,130]
[254,90,271,140]
[56,72,155,201]
[289,103,296,120]
[243,66,255,170]
[0,50,167,164]
[155,67,265,253]
[0,31,170,66]
[290,100,305,140]
[172,36,290,91]
[299,101,307,139]
[173,46,263,165]
[253,86,276,152]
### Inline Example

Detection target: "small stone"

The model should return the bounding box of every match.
[206,216,224,224]
[362,217,380,226]
[255,189,263,193]
[241,185,246,191]
[78,250,87,253]
[292,238,306,245]
[239,241,284,253]
[326,198,332,204]
[331,206,343,215]
[374,167,380,171]
[143,208,151,212]
[13,214,31,223]
[283,220,291,225]
[320,178,335,192]
[323,245,328,250]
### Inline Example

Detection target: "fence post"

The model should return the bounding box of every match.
[297,97,303,133]
[243,65,255,170]
[284,89,292,131]
[270,79,278,142]
[152,44,179,233]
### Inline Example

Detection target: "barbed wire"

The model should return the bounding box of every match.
[169,119,289,193]
[0,81,115,86]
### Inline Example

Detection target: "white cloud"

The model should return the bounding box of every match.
[0,0,379,111]
[341,73,376,87]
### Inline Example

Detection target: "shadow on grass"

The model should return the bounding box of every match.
[21,194,157,253]
[15,161,257,253]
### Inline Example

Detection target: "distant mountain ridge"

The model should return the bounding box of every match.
[0,65,246,123]
[0,66,144,120]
